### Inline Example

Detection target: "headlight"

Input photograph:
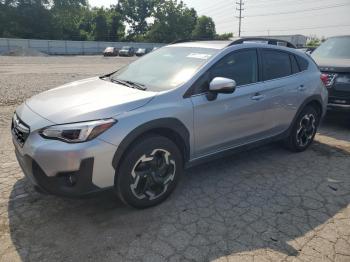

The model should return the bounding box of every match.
[40,119,116,143]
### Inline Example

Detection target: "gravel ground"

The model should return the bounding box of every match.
[0,56,350,262]
[0,56,137,106]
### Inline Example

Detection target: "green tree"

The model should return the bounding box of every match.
[7,0,53,39]
[0,0,216,44]
[107,7,125,41]
[146,0,197,43]
[118,0,157,40]
[306,35,322,48]
[0,2,8,37]
[215,32,233,40]
[52,0,87,8]
[77,7,94,40]
[192,15,216,40]
[50,0,88,40]
[92,8,108,41]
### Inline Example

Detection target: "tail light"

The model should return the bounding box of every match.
[320,73,337,87]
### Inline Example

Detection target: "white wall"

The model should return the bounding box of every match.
[0,38,165,55]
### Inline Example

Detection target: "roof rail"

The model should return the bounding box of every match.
[170,38,217,45]
[229,37,296,48]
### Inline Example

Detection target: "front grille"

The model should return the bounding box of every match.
[11,114,30,147]
[330,90,350,99]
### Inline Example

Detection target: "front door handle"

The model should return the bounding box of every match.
[251,93,265,101]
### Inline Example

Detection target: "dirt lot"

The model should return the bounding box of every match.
[0,56,350,262]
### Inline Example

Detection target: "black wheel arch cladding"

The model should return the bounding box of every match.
[112,118,190,171]
[287,95,323,135]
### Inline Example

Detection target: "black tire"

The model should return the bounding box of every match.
[285,105,320,152]
[115,135,183,208]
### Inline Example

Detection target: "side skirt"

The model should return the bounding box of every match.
[185,131,289,169]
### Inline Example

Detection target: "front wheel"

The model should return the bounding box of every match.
[285,106,320,152]
[115,135,183,208]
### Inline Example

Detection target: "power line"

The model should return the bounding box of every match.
[247,0,332,8]
[245,3,350,17]
[242,23,350,33]
[236,0,244,37]
[198,0,334,17]
[198,1,231,14]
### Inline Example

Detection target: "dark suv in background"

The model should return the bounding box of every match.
[312,36,350,111]
[118,46,135,57]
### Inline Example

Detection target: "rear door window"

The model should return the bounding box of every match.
[261,50,292,81]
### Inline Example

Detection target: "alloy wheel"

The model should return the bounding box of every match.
[296,113,316,147]
[130,149,176,201]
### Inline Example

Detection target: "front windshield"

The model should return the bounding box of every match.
[312,37,350,59]
[111,46,219,91]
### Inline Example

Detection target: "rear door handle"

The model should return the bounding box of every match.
[251,93,265,101]
[298,85,306,91]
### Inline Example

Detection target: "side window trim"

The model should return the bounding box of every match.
[255,48,264,83]
[188,48,260,97]
[295,55,309,72]
[289,54,300,74]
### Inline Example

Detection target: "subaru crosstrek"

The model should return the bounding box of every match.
[12,41,328,208]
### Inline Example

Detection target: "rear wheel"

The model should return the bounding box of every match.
[285,106,320,152]
[115,135,183,208]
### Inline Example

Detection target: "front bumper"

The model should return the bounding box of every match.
[12,105,118,197]
[15,149,100,197]
[13,133,117,197]
[327,98,350,112]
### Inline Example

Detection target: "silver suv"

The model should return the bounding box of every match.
[12,41,328,208]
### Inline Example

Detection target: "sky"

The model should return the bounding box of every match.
[89,0,350,38]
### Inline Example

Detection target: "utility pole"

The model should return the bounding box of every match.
[236,0,244,37]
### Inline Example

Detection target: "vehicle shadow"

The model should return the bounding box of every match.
[318,111,350,143]
[7,138,350,261]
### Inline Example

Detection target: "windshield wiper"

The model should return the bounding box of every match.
[109,77,147,91]
[124,80,147,91]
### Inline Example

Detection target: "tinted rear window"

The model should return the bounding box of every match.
[262,50,292,81]
[295,55,309,71]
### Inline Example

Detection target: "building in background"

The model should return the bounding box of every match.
[245,34,308,48]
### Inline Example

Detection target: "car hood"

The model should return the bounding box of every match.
[312,57,350,73]
[25,77,157,124]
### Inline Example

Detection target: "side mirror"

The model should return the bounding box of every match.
[206,77,236,101]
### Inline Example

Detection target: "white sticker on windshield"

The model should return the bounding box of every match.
[187,53,212,60]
